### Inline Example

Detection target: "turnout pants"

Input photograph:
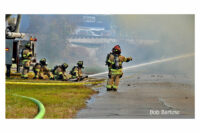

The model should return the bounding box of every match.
[22,60,31,78]
[40,66,54,79]
[34,65,41,79]
[106,74,121,89]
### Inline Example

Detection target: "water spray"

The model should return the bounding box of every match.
[88,53,194,77]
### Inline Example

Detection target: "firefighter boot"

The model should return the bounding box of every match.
[106,75,114,91]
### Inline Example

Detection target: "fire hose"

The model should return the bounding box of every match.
[6,81,104,86]
[13,94,45,119]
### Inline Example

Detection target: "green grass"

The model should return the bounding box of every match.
[6,83,97,119]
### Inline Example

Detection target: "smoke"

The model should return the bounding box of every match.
[112,15,194,56]
[21,15,79,67]
[110,15,194,78]
[21,15,194,79]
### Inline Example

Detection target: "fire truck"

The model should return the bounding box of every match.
[6,14,37,77]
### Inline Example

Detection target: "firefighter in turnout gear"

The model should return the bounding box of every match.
[70,61,88,81]
[106,45,132,91]
[52,63,69,81]
[21,43,32,79]
[33,58,54,79]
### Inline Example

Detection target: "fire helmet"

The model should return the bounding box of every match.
[40,58,46,65]
[25,43,31,49]
[62,63,68,69]
[112,45,121,54]
[77,61,83,67]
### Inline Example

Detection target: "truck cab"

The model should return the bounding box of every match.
[6,36,37,77]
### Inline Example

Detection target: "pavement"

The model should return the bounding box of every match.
[76,74,194,118]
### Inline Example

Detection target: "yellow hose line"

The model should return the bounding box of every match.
[6,81,104,86]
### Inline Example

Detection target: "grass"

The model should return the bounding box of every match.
[6,78,100,119]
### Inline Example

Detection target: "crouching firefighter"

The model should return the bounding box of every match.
[33,58,54,79]
[105,45,132,91]
[52,63,69,81]
[70,61,88,81]
[21,43,33,79]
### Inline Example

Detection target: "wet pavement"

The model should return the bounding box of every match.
[76,74,194,118]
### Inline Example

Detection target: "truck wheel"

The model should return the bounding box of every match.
[6,64,11,77]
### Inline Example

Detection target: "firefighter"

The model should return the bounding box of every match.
[33,58,54,79]
[21,43,32,79]
[52,63,69,81]
[105,45,132,91]
[33,62,41,79]
[70,61,88,81]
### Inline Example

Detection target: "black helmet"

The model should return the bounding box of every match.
[25,43,31,49]
[77,61,83,68]
[62,63,68,69]
[40,58,46,65]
